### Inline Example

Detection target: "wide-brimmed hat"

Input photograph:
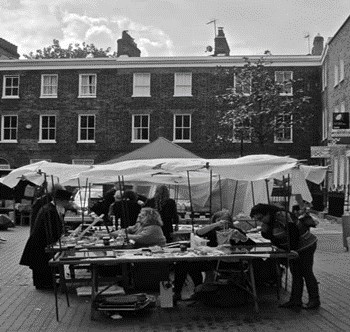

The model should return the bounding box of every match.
[55,189,73,201]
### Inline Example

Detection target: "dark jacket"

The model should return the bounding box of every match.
[110,200,141,228]
[20,202,63,269]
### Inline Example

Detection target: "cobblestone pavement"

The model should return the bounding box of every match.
[0,219,349,332]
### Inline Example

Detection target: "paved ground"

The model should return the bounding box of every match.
[0,218,349,332]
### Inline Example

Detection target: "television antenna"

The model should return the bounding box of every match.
[304,32,311,54]
[207,19,217,38]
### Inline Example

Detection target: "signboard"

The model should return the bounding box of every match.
[333,112,349,129]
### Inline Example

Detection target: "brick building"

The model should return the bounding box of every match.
[0,30,322,168]
[311,15,350,197]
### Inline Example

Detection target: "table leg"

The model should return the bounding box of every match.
[53,268,59,321]
[248,261,259,313]
[91,264,98,320]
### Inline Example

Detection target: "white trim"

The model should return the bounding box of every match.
[132,73,151,97]
[173,113,192,142]
[174,72,192,97]
[1,115,18,142]
[131,114,150,142]
[78,114,96,142]
[2,75,20,98]
[0,55,322,71]
[78,73,97,98]
[39,114,56,142]
[40,74,58,98]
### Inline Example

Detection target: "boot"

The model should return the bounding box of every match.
[279,300,302,308]
[303,299,320,310]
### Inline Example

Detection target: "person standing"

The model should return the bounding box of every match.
[20,189,74,290]
[108,190,142,228]
[144,185,179,243]
[250,203,320,310]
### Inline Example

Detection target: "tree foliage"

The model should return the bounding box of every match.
[215,58,314,149]
[23,39,117,59]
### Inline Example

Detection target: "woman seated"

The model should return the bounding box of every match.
[123,207,166,248]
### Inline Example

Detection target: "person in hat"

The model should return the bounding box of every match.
[20,188,74,290]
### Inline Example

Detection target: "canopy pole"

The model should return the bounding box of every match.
[209,169,213,216]
[219,175,223,211]
[265,179,270,204]
[283,174,291,290]
[230,180,238,216]
[77,178,84,225]
[186,171,194,233]
[251,181,255,207]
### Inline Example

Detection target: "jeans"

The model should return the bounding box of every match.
[289,242,319,304]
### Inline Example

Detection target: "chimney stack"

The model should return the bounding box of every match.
[311,34,324,55]
[117,31,141,57]
[0,38,20,59]
[214,27,230,56]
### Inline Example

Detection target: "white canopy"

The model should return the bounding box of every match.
[0,161,92,188]
[1,155,328,215]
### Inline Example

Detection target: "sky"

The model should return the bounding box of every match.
[0,0,350,58]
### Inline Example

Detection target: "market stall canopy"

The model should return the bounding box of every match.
[1,161,92,188]
[62,158,206,186]
[101,137,201,164]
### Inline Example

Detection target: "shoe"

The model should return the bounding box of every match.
[303,300,320,310]
[279,300,302,308]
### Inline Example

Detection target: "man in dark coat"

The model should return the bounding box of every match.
[20,189,73,290]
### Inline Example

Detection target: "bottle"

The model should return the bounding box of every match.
[115,218,124,246]
[112,215,116,231]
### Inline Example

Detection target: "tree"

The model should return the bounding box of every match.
[23,39,117,59]
[215,58,315,153]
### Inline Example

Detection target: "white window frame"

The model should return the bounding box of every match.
[174,72,192,97]
[1,115,18,142]
[133,73,151,97]
[78,114,96,143]
[39,115,56,143]
[173,114,191,142]
[2,75,20,99]
[233,117,251,142]
[274,114,293,143]
[234,73,251,96]
[40,74,58,98]
[78,74,97,98]
[339,59,345,82]
[131,114,150,143]
[275,71,293,96]
[334,64,339,87]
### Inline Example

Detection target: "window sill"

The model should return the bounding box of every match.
[173,140,192,143]
[0,140,18,143]
[40,95,58,99]
[132,95,151,98]
[173,94,193,97]
[131,140,150,143]
[279,93,293,96]
[38,140,57,143]
[78,95,96,98]
[77,140,96,143]
[2,96,19,99]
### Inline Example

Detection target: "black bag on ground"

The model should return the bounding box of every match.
[191,282,250,307]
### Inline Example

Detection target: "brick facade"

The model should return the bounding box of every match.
[0,54,321,168]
